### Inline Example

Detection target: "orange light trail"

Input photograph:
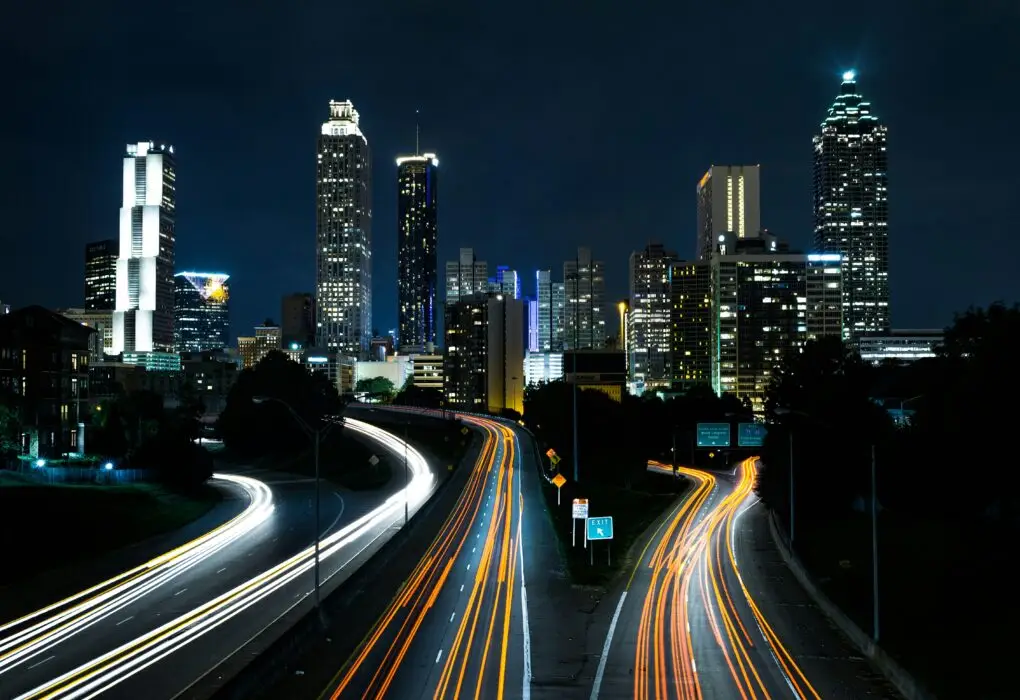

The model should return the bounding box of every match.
[324,413,523,700]
[630,458,824,700]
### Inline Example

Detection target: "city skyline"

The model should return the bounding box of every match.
[4,3,1015,340]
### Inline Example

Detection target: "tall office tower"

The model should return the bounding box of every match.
[527,298,539,353]
[711,234,839,412]
[173,272,230,353]
[443,294,525,413]
[316,100,372,357]
[534,270,566,352]
[281,293,316,348]
[805,253,845,340]
[84,239,118,310]
[491,266,521,299]
[628,243,676,392]
[396,151,439,350]
[564,247,606,350]
[669,261,713,389]
[112,142,176,356]
[696,165,761,261]
[813,71,890,338]
[445,248,488,303]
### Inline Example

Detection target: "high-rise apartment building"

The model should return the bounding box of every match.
[445,248,488,303]
[813,71,890,338]
[805,253,845,340]
[669,261,713,389]
[281,293,316,348]
[84,239,118,310]
[316,100,372,357]
[396,152,439,350]
[534,270,565,352]
[628,243,676,392]
[491,266,520,299]
[710,234,844,412]
[696,165,761,261]
[112,141,176,356]
[173,272,230,353]
[238,321,282,369]
[443,294,525,413]
[564,248,606,350]
[57,308,114,361]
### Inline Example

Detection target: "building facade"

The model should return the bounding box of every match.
[813,71,890,338]
[491,266,521,299]
[564,247,606,350]
[396,153,439,350]
[445,248,488,303]
[857,329,941,365]
[628,243,676,392]
[173,272,230,353]
[316,100,372,357]
[0,307,94,458]
[84,239,118,310]
[113,141,176,356]
[281,293,316,349]
[56,308,113,362]
[534,270,565,352]
[696,165,761,261]
[805,253,845,340]
[670,261,713,389]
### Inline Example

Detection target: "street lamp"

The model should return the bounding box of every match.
[252,395,335,613]
[775,406,880,642]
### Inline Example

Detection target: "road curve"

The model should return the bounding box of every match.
[323,410,532,700]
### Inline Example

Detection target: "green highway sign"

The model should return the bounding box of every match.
[697,422,731,448]
[586,516,614,541]
[738,423,768,447]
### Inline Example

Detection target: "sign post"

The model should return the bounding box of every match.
[552,472,566,505]
[586,516,614,566]
[571,498,589,547]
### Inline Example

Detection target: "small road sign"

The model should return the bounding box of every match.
[461,427,469,436]
[368,455,380,466]
[697,422,731,448]
[551,473,567,488]
[572,498,589,519]
[546,448,557,458]
[738,423,768,447]
[586,516,614,541]
[550,453,561,466]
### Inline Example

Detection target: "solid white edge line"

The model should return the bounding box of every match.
[589,591,627,700]
[515,431,532,700]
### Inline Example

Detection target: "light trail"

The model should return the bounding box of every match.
[11,417,435,700]
[324,411,526,700]
[629,458,823,699]
[0,473,274,675]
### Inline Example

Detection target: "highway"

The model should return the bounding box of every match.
[323,411,532,700]
[590,458,823,700]
[0,417,435,700]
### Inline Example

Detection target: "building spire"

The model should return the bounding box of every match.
[415,109,420,156]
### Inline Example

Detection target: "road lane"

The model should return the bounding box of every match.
[324,411,531,700]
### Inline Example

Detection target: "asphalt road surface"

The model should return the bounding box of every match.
[322,411,536,700]
[589,458,900,700]
[0,418,431,700]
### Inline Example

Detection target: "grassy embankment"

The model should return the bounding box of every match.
[0,471,220,587]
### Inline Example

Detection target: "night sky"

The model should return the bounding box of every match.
[3,1,1018,341]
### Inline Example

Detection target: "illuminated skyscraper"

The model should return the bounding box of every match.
[112,141,176,355]
[628,243,676,392]
[396,152,438,350]
[445,248,488,303]
[316,100,372,357]
[564,247,606,350]
[696,165,761,261]
[84,239,118,310]
[174,272,230,353]
[534,270,565,352]
[491,267,520,299]
[813,71,890,338]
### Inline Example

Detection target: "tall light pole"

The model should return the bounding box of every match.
[253,396,333,613]
[404,417,409,526]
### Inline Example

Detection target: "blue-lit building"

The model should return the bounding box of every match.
[396,152,439,352]
[174,272,230,353]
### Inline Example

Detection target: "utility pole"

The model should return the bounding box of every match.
[789,431,795,545]
[313,428,321,611]
[404,419,409,525]
[871,443,879,642]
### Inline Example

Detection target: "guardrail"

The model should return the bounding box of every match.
[13,464,156,485]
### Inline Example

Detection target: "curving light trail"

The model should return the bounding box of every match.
[325,411,527,700]
[631,458,822,700]
[11,417,435,700]
[0,473,274,676]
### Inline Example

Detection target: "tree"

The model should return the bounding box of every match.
[0,393,21,458]
[355,376,396,402]
[392,382,444,409]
